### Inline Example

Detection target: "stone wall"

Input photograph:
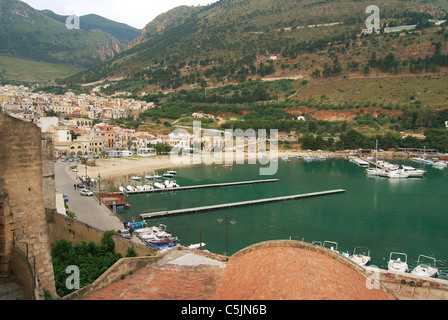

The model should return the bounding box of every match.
[48,213,154,257]
[42,132,56,216]
[0,113,56,295]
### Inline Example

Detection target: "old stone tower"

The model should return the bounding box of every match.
[0,113,56,298]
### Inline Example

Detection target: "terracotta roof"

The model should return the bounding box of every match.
[213,242,396,300]
[80,241,396,300]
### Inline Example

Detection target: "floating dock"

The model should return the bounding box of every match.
[123,179,280,194]
[140,189,346,219]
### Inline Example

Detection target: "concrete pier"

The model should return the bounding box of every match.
[123,179,280,194]
[140,189,346,219]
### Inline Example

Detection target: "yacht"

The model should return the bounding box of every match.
[411,255,439,278]
[402,165,426,177]
[388,252,409,273]
[380,169,410,179]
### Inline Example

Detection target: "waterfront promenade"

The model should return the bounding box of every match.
[54,161,125,232]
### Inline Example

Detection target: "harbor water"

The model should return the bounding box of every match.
[105,158,448,273]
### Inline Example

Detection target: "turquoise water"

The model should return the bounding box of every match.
[105,158,448,273]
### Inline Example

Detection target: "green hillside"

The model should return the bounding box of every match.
[41,10,141,46]
[0,0,127,82]
[61,0,448,91]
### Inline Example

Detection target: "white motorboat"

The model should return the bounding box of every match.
[412,157,425,163]
[402,165,426,177]
[188,243,206,250]
[143,185,154,191]
[303,156,314,161]
[126,185,136,192]
[167,170,177,175]
[381,169,410,179]
[411,255,439,277]
[146,172,162,179]
[154,182,166,189]
[281,156,290,161]
[163,171,174,178]
[366,168,384,176]
[119,186,126,193]
[164,180,180,188]
[131,176,141,180]
[136,186,145,191]
[433,161,447,168]
[349,247,371,266]
[388,252,409,273]
[323,241,339,253]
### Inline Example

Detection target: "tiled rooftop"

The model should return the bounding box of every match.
[81,242,396,300]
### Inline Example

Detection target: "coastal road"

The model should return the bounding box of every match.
[54,161,125,232]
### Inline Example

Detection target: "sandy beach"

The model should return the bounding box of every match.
[82,150,318,179]
[81,149,409,179]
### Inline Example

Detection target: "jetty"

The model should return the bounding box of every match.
[140,189,346,219]
[123,179,280,194]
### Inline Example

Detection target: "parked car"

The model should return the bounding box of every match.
[80,189,93,196]
[76,183,85,189]
[63,194,69,202]
[117,229,131,239]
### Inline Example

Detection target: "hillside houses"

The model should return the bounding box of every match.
[0,85,160,158]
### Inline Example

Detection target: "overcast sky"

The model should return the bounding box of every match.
[21,0,218,29]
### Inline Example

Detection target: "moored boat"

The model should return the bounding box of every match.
[349,247,371,266]
[388,252,409,273]
[411,255,439,277]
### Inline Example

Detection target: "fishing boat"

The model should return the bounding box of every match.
[349,247,371,266]
[411,255,439,277]
[323,241,339,253]
[388,252,409,273]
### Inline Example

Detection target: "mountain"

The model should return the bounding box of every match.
[40,10,141,46]
[0,0,129,82]
[60,0,448,92]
